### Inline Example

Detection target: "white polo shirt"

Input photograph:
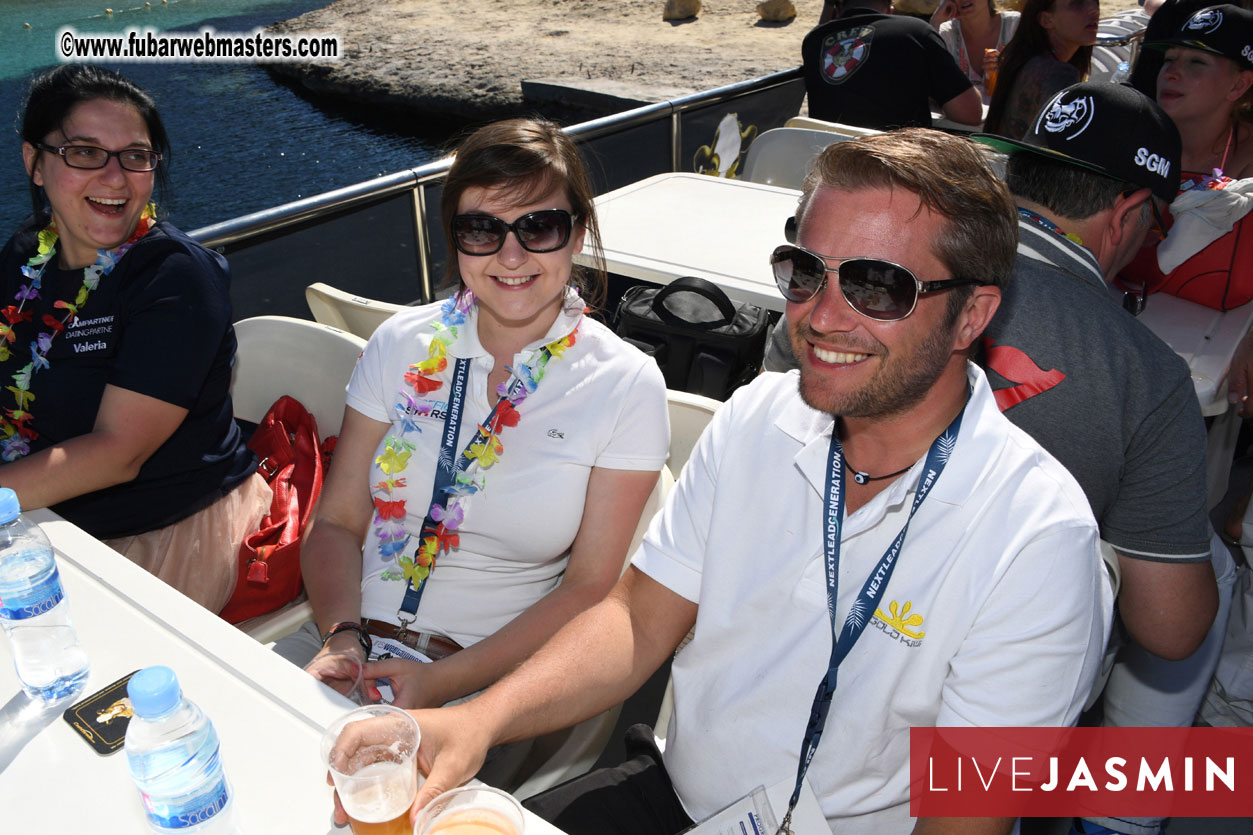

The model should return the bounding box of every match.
[633,364,1111,833]
[350,294,669,647]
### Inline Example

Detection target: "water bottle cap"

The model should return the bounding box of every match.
[128,666,182,717]
[0,488,20,524]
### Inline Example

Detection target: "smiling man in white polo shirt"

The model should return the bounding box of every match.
[394,130,1113,835]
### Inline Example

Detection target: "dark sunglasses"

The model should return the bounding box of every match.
[450,209,574,256]
[770,243,981,321]
[36,142,161,172]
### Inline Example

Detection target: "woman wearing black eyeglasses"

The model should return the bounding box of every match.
[0,65,264,611]
[278,118,669,720]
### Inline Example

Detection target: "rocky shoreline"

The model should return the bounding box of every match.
[267,0,825,125]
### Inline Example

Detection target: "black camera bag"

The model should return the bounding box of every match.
[614,276,769,400]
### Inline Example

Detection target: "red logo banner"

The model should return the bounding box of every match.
[910,727,1253,818]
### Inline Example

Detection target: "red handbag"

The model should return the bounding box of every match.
[219,395,328,624]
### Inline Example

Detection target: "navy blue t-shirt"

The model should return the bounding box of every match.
[0,216,255,537]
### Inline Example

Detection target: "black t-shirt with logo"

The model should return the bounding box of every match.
[802,12,974,130]
[0,217,255,538]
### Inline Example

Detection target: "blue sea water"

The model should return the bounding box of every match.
[0,0,444,233]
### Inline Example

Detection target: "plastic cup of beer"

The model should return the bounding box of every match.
[413,785,525,835]
[322,704,421,835]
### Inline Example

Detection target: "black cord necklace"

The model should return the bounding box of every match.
[839,419,915,484]
[845,459,913,485]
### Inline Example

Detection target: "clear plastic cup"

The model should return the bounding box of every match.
[316,649,371,705]
[322,704,421,835]
[413,785,526,835]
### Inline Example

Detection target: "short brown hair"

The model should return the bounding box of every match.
[795,129,1017,290]
[440,117,605,310]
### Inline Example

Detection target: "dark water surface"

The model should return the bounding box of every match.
[1,0,446,233]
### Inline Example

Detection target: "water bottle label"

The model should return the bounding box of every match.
[0,565,64,621]
[141,776,230,829]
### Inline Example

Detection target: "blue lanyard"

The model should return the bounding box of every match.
[1017,207,1084,248]
[778,403,966,832]
[396,357,524,621]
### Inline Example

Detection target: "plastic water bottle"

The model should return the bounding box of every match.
[0,488,89,702]
[125,666,238,833]
[1111,60,1132,84]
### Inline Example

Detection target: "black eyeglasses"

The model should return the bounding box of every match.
[770,243,981,321]
[1123,189,1167,244]
[450,209,575,256]
[36,142,161,172]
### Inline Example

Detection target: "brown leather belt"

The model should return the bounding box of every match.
[361,618,463,661]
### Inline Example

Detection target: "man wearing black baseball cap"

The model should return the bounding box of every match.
[975,82,1234,835]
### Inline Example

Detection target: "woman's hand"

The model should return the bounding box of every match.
[931,0,958,28]
[366,657,453,709]
[981,47,1000,78]
[1228,326,1253,417]
[305,639,376,701]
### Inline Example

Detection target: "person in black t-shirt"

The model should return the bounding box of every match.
[2,65,265,613]
[802,0,983,130]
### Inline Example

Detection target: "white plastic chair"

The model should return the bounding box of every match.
[511,466,675,800]
[666,389,723,475]
[232,316,364,643]
[784,116,881,137]
[305,282,410,340]
[740,128,851,191]
[239,596,314,644]
[1091,9,1149,82]
[231,315,366,438]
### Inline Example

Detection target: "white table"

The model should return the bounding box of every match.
[0,510,564,834]
[580,172,801,313]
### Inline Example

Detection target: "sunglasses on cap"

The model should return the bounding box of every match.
[770,244,982,322]
[450,209,575,256]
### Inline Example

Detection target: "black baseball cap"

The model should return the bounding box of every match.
[973,82,1182,202]
[1145,4,1253,72]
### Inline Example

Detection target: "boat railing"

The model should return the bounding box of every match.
[192,67,805,322]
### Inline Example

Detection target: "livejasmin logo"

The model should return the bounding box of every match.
[926,754,1234,793]
[909,727,1253,818]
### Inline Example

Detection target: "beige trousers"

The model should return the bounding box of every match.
[103,472,273,614]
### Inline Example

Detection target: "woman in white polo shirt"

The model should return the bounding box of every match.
[275,118,670,710]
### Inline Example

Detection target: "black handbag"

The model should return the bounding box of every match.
[614,276,770,400]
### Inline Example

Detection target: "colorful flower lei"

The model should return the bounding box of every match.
[375,290,581,592]
[0,204,157,462]
[1181,169,1232,193]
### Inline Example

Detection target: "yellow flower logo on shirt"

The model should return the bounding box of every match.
[874,600,925,641]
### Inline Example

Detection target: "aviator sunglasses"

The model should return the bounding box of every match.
[450,209,575,256]
[770,243,981,322]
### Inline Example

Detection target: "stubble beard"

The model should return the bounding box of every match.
[793,317,959,419]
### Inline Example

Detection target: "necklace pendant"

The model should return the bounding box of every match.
[853,471,869,485]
